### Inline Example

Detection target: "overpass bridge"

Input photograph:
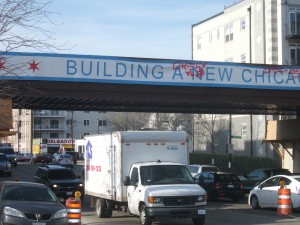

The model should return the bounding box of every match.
[1,52,300,171]
[0,52,299,115]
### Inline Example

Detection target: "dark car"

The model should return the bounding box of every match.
[195,171,244,202]
[33,165,84,201]
[64,151,78,165]
[238,168,291,194]
[30,153,53,164]
[0,146,17,167]
[0,153,11,177]
[0,181,68,225]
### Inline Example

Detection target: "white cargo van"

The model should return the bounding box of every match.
[84,131,206,225]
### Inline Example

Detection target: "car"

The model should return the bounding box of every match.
[15,153,26,162]
[79,153,84,160]
[0,181,68,225]
[64,151,79,165]
[188,164,220,177]
[52,154,74,168]
[0,153,11,177]
[24,153,33,162]
[30,153,53,164]
[239,168,291,194]
[249,174,300,210]
[0,145,17,167]
[33,165,84,201]
[195,171,244,202]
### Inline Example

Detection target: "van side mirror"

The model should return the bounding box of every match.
[124,176,131,186]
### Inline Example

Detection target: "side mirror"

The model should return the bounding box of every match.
[124,176,131,186]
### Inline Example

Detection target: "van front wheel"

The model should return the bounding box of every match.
[140,205,152,225]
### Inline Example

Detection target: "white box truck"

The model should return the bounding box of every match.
[84,131,206,225]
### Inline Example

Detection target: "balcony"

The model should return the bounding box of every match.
[34,124,66,131]
[286,22,300,40]
[33,110,66,118]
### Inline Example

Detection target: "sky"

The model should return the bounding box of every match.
[47,0,237,60]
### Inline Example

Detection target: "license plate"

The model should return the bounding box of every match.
[228,185,234,188]
[198,209,206,215]
[32,222,46,225]
[67,192,73,195]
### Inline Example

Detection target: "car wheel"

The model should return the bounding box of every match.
[192,217,205,225]
[140,204,152,225]
[250,195,260,209]
[96,198,106,218]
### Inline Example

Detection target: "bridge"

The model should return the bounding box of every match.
[0,52,300,115]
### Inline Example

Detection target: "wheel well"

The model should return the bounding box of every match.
[138,201,146,211]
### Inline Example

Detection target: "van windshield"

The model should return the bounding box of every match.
[140,165,194,185]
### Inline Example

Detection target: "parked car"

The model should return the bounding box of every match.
[24,153,33,162]
[188,164,220,177]
[33,165,84,201]
[239,168,291,194]
[195,171,244,202]
[0,146,17,167]
[52,154,74,168]
[30,153,53,164]
[64,151,78,165]
[16,153,26,162]
[0,181,68,225]
[0,153,11,177]
[249,174,300,209]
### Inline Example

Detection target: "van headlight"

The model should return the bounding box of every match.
[196,195,206,202]
[148,196,161,204]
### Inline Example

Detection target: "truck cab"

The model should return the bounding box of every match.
[124,160,206,225]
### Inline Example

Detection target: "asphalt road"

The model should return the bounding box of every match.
[3,162,300,225]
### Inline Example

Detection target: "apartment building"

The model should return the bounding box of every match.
[9,109,111,154]
[191,0,300,157]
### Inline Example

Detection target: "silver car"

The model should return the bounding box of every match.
[0,181,68,225]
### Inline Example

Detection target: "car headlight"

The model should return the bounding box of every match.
[52,184,59,188]
[78,184,83,187]
[196,195,206,202]
[53,209,67,219]
[148,196,161,204]
[3,206,24,218]
[7,163,11,168]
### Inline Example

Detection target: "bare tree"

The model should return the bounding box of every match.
[106,112,152,131]
[195,114,226,155]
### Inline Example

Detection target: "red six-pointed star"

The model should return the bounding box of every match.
[29,60,39,72]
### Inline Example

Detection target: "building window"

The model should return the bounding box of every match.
[209,33,212,42]
[98,120,107,126]
[84,120,90,126]
[241,124,247,137]
[84,111,90,113]
[50,133,59,138]
[84,132,90,136]
[50,120,59,129]
[225,24,233,42]
[290,47,300,65]
[217,29,220,40]
[241,54,246,63]
[240,18,246,30]
[289,10,300,35]
[197,36,201,49]
[51,110,59,116]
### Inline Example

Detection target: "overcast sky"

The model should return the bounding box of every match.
[47,0,236,60]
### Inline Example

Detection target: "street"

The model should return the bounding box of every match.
[3,162,300,225]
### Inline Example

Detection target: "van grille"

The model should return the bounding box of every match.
[162,196,195,206]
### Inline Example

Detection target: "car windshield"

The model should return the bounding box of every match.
[2,186,57,202]
[48,169,76,180]
[60,154,72,159]
[140,165,194,185]
[0,148,15,154]
[188,165,199,173]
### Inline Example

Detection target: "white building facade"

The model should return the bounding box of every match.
[191,0,300,158]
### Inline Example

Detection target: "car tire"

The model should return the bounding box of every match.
[192,217,205,225]
[140,204,152,225]
[96,198,106,218]
[250,195,260,209]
